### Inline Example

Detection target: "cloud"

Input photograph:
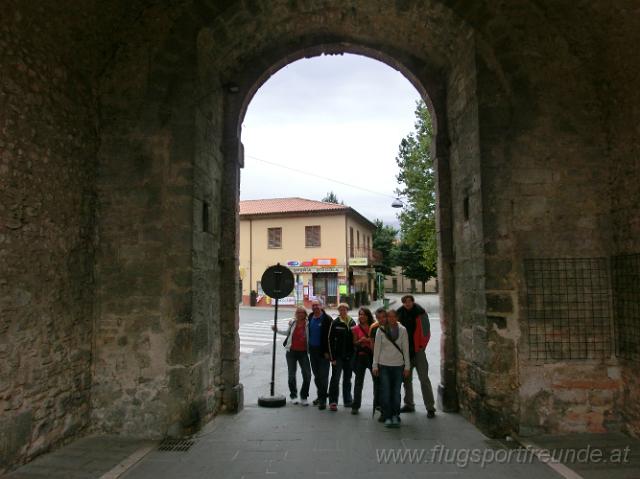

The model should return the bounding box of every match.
[240,53,420,227]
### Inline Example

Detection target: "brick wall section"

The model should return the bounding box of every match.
[0,2,97,471]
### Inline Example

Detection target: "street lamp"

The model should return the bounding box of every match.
[391,197,404,208]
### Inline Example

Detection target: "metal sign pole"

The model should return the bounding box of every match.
[258,263,291,408]
[270,297,278,396]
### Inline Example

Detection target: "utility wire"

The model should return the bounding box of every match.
[244,154,398,200]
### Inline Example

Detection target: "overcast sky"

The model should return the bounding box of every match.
[240,53,421,226]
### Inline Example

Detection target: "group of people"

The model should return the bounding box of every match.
[272,294,436,428]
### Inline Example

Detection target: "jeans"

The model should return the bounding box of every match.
[309,346,330,404]
[379,365,404,420]
[285,350,311,400]
[328,356,353,405]
[352,353,373,409]
[402,349,436,410]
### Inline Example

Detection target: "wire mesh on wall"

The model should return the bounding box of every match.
[524,258,613,360]
[612,254,640,362]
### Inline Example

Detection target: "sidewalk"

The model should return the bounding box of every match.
[7,411,638,478]
[119,407,563,479]
[4,436,156,479]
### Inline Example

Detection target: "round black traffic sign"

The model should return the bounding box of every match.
[260,264,294,299]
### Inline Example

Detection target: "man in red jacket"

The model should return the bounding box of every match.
[396,295,436,418]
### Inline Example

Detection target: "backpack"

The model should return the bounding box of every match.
[413,313,431,352]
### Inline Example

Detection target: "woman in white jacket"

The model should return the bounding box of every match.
[272,306,311,405]
[372,309,410,427]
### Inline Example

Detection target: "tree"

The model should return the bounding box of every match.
[322,191,343,204]
[371,219,397,276]
[394,100,437,281]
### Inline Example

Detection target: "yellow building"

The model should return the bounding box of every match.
[239,198,378,308]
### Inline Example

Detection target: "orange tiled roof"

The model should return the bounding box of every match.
[239,197,349,215]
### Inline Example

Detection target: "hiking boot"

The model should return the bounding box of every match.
[400,405,415,413]
[312,398,319,406]
[351,408,359,415]
[427,409,436,418]
[329,403,338,412]
[384,418,393,428]
[318,402,326,410]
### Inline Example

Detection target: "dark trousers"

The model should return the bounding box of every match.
[352,353,373,409]
[285,350,311,400]
[309,346,329,403]
[379,365,404,420]
[328,356,353,405]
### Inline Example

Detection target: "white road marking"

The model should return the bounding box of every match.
[239,320,283,355]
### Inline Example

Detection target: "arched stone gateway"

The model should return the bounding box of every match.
[1,0,639,472]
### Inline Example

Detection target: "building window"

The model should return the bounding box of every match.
[349,227,354,257]
[305,225,321,247]
[268,227,282,248]
[357,230,360,248]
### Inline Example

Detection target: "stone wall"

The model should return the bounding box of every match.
[444,35,496,433]
[0,1,97,471]
[602,3,640,437]
[91,4,226,437]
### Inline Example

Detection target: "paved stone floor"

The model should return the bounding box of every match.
[121,405,563,479]
[522,432,640,479]
[7,408,640,479]
[4,436,155,479]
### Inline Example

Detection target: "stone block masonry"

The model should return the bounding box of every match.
[0,1,99,471]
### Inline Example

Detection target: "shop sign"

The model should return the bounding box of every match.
[349,257,368,266]
[289,266,344,274]
[279,296,296,305]
[352,268,373,276]
[312,258,337,266]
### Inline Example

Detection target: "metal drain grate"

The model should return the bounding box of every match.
[158,438,194,452]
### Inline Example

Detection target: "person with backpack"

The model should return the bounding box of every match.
[396,294,436,418]
[272,306,311,405]
[372,309,410,427]
[327,303,356,411]
[370,307,388,421]
[307,300,332,410]
[350,307,374,414]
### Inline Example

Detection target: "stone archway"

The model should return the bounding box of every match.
[89,0,524,442]
[217,40,460,414]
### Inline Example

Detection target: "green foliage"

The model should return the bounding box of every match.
[372,219,398,276]
[322,191,343,204]
[394,100,437,281]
